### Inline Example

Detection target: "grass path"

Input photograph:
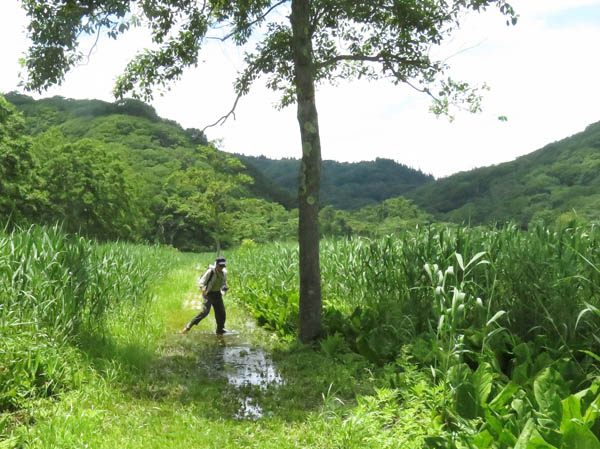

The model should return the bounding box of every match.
[7,263,435,449]
[7,264,363,448]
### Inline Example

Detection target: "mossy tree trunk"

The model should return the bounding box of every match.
[291,0,322,342]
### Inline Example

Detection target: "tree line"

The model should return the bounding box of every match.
[1,93,433,252]
[407,120,600,228]
[236,154,434,210]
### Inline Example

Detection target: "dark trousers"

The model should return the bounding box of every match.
[188,291,226,332]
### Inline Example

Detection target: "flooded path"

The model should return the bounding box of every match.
[179,295,283,419]
[197,337,283,419]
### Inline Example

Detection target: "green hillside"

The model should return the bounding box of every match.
[236,154,434,210]
[2,93,298,251]
[407,121,600,227]
[6,93,599,238]
[2,93,434,247]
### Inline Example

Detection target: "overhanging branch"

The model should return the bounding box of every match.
[201,90,243,131]
[316,53,427,71]
[206,0,288,42]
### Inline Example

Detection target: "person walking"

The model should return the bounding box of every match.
[180,257,229,335]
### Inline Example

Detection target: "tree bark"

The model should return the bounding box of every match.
[291,0,322,342]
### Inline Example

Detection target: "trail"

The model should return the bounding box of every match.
[12,273,343,449]
[174,293,283,419]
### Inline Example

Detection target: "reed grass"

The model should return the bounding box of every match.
[231,223,600,363]
[0,224,192,411]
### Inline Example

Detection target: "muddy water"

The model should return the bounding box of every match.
[195,332,283,419]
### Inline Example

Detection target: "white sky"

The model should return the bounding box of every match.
[1,1,599,179]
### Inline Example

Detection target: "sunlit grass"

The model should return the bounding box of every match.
[2,234,446,448]
[6,221,600,448]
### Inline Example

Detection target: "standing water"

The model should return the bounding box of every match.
[194,331,283,419]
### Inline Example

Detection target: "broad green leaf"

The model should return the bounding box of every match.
[533,352,554,376]
[513,363,531,386]
[471,430,494,448]
[484,409,504,436]
[355,335,379,364]
[562,422,600,449]
[513,342,532,364]
[515,418,537,449]
[561,394,583,432]
[512,398,526,418]
[498,429,518,447]
[534,368,567,422]
[525,435,559,449]
[447,363,472,386]
[473,362,494,405]
[455,382,478,419]
[583,392,600,426]
[490,381,521,410]
[515,419,558,449]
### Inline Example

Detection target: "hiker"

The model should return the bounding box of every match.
[180,257,229,335]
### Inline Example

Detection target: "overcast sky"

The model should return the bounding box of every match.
[2,1,599,178]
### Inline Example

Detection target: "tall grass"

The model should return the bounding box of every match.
[232,223,600,362]
[0,224,191,411]
[231,223,600,446]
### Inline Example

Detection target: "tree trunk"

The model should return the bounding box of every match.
[215,207,221,257]
[291,0,322,342]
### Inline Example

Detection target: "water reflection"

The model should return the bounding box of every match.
[197,335,283,419]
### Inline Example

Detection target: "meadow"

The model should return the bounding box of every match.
[2,223,600,448]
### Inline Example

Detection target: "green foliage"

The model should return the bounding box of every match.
[161,146,253,251]
[0,95,43,224]
[4,93,438,249]
[18,0,518,342]
[0,224,186,411]
[3,93,168,135]
[31,130,147,240]
[231,222,600,442]
[239,155,435,210]
[3,94,299,249]
[409,121,600,227]
[0,324,84,411]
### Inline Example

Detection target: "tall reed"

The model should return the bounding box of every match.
[232,223,600,362]
[0,224,186,410]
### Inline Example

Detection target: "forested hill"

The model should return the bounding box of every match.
[236,154,434,210]
[5,92,293,207]
[2,92,301,251]
[407,120,600,227]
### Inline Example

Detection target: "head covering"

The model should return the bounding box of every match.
[216,257,226,267]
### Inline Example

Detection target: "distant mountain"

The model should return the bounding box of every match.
[14,92,596,233]
[406,121,600,227]
[236,154,434,210]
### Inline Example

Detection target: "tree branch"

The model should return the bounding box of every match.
[206,0,288,42]
[317,54,385,67]
[316,53,429,72]
[201,90,243,132]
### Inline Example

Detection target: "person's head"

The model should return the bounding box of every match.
[215,257,226,271]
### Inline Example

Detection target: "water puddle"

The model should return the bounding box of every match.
[197,336,283,419]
